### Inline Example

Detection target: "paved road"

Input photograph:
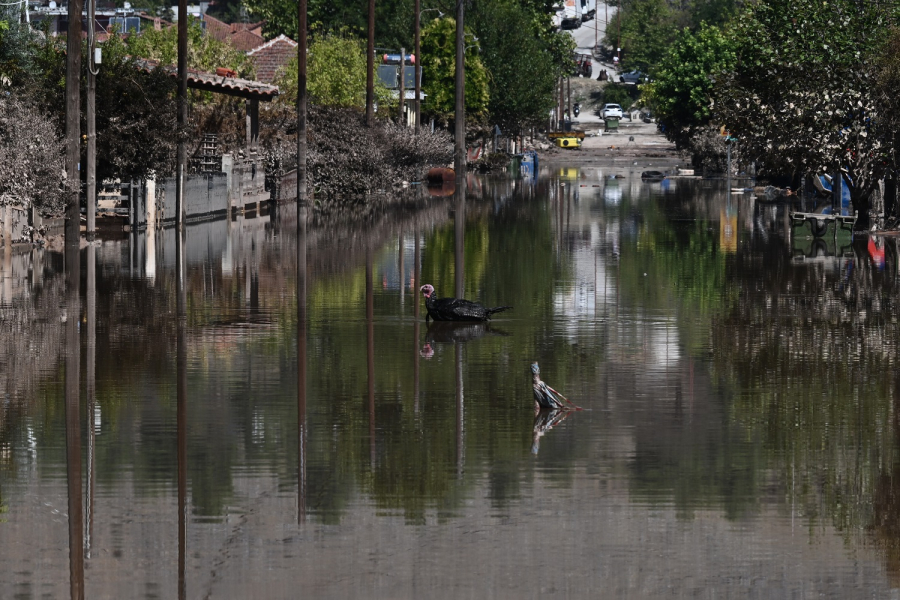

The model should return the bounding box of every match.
[567,2,616,81]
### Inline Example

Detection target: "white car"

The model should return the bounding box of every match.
[601,103,623,119]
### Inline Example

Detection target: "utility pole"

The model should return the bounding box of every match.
[86,0,97,239]
[366,0,375,126]
[454,0,465,176]
[176,0,187,229]
[399,48,406,125]
[298,0,307,212]
[65,0,83,254]
[414,0,421,130]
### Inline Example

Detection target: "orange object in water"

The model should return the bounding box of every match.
[426,167,455,184]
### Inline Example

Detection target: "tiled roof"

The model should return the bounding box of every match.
[134,58,279,101]
[247,35,297,83]
[203,14,266,51]
[230,28,265,52]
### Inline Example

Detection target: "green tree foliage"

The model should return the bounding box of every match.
[644,23,736,161]
[274,30,391,109]
[420,16,489,123]
[875,28,900,175]
[93,33,178,181]
[469,1,561,134]
[124,18,255,78]
[243,0,417,48]
[605,0,681,72]
[603,0,742,73]
[711,0,899,222]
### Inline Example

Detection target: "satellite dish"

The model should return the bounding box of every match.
[48,1,56,7]
[124,2,131,8]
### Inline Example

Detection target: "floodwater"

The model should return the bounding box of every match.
[2,165,900,599]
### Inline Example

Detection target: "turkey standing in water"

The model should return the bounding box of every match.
[419,284,512,322]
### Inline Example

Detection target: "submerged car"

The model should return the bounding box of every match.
[601,103,623,119]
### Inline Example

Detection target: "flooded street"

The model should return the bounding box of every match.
[3,164,900,598]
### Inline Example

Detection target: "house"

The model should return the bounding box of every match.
[247,35,297,84]
[202,13,265,52]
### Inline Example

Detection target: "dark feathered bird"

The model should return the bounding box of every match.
[531,362,569,410]
[419,284,512,322]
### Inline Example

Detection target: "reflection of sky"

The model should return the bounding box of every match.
[553,223,617,332]
[377,235,423,291]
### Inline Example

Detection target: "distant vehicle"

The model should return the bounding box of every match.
[559,0,596,29]
[573,53,592,77]
[601,103,623,119]
[554,137,582,149]
[620,70,647,84]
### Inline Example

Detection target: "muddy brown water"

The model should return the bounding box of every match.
[1,165,899,598]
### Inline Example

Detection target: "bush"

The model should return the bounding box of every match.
[0,95,64,215]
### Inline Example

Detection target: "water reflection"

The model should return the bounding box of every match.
[6,170,900,596]
[531,409,570,455]
[65,214,83,600]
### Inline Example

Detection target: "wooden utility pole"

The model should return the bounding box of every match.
[366,0,375,126]
[86,0,97,239]
[298,0,307,211]
[65,0,83,253]
[454,2,465,176]
[414,0,421,130]
[399,48,406,125]
[176,0,187,228]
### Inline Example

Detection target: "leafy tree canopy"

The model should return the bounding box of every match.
[469,0,563,133]
[420,16,489,122]
[274,30,391,110]
[710,0,899,219]
[603,0,743,73]
[644,22,737,152]
[124,18,255,78]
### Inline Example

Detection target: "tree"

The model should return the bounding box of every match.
[93,33,178,181]
[711,0,899,226]
[274,30,391,109]
[644,22,737,166]
[470,1,561,134]
[603,0,743,73]
[125,18,255,78]
[0,95,65,215]
[420,16,489,124]
[604,0,682,73]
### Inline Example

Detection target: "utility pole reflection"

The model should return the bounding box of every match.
[454,182,466,476]
[413,233,420,417]
[367,248,375,469]
[85,243,96,559]
[176,226,188,600]
[65,228,83,600]
[297,203,308,524]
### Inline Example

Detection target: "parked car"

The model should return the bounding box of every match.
[620,70,647,84]
[601,103,623,119]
